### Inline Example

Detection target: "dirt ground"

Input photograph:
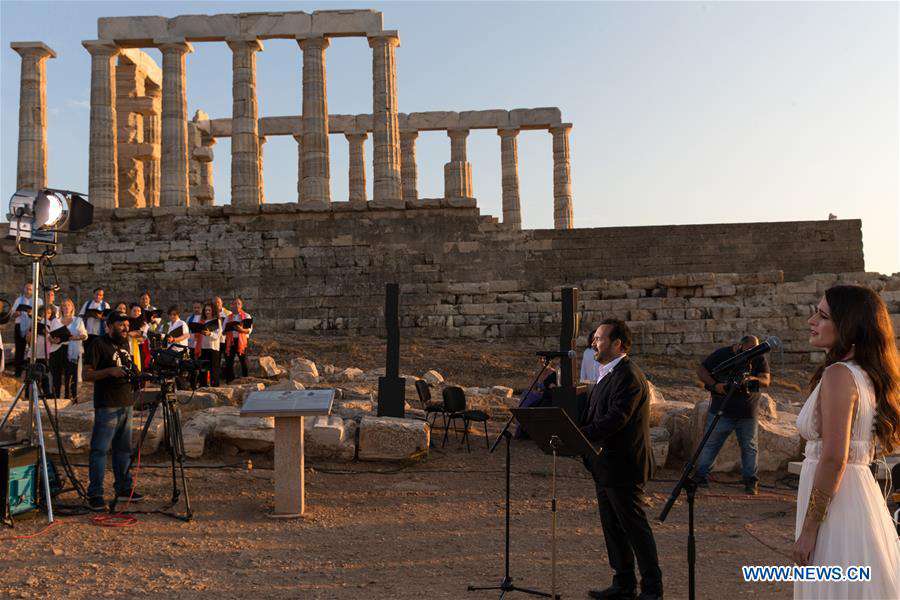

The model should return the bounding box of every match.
[1,435,799,600]
[1,335,809,599]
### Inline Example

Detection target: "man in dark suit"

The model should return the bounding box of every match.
[581,319,663,600]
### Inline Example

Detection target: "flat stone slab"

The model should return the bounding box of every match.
[357,416,429,461]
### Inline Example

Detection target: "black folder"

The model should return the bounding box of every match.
[510,406,601,458]
[49,325,71,342]
[166,325,186,338]
[84,307,111,320]
[16,304,33,315]
[187,321,213,334]
[223,318,252,333]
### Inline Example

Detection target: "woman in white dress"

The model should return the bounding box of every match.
[793,284,900,598]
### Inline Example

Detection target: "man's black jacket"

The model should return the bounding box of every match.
[581,356,652,486]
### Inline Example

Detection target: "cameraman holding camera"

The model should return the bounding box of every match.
[694,335,771,495]
[83,312,142,511]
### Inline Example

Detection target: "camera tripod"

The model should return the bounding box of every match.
[129,378,193,521]
[0,255,84,523]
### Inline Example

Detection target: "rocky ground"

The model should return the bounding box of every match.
[0,335,821,598]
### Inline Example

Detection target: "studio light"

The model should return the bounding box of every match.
[7,188,93,245]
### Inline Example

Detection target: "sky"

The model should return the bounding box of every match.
[1,1,898,274]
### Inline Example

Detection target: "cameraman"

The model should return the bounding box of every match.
[694,335,771,495]
[83,312,142,511]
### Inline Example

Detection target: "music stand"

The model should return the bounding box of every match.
[511,407,601,600]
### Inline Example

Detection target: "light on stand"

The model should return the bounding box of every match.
[7,188,93,247]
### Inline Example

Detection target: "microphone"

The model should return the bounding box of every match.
[710,336,781,375]
[535,350,577,359]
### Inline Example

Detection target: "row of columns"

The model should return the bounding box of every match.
[13,38,572,228]
[81,32,404,212]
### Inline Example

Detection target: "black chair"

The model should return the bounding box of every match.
[414,379,446,430]
[441,385,490,452]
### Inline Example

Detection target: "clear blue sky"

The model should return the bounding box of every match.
[2,1,897,274]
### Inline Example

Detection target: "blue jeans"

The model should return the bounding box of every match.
[88,406,134,498]
[694,412,758,482]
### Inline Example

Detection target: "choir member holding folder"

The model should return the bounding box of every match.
[30,305,63,396]
[79,287,110,358]
[60,298,88,401]
[165,306,189,353]
[223,298,253,383]
[199,302,223,387]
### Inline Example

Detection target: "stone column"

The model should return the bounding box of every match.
[368,33,403,207]
[292,133,303,202]
[82,40,119,209]
[400,130,418,202]
[227,37,263,207]
[345,132,368,205]
[115,62,146,208]
[156,39,193,207]
[194,133,215,206]
[258,135,266,205]
[550,123,574,229]
[297,36,330,208]
[498,128,521,229]
[143,82,161,207]
[11,42,56,192]
[444,128,472,198]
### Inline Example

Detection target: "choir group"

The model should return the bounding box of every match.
[8,284,253,400]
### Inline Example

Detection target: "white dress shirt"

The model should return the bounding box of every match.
[596,354,626,384]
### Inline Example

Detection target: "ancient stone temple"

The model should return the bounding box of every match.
[11,9,575,229]
[5,9,874,363]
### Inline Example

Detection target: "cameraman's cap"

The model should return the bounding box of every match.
[106,312,129,326]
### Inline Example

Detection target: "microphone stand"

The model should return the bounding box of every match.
[468,359,553,599]
[658,368,750,600]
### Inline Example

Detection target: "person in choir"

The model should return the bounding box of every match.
[60,298,88,401]
[126,304,149,371]
[79,287,109,359]
[47,303,69,398]
[164,306,190,353]
[213,296,231,372]
[224,297,252,383]
[580,327,601,384]
[45,289,60,321]
[113,302,128,315]
[30,305,61,396]
[138,291,161,333]
[12,282,42,377]
[200,302,223,387]
[186,301,205,387]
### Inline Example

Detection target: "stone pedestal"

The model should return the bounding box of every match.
[297,36,330,208]
[11,42,56,193]
[369,33,403,207]
[273,416,304,516]
[400,130,418,202]
[444,128,472,198]
[83,40,120,209]
[498,128,521,229]
[345,132,368,205]
[157,39,193,208]
[550,123,574,229]
[228,37,263,207]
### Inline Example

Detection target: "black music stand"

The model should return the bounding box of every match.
[512,407,601,600]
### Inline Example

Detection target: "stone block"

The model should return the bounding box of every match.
[304,415,356,461]
[357,416,429,461]
[509,107,562,128]
[407,111,459,131]
[458,110,510,129]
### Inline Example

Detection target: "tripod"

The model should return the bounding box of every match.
[129,378,193,521]
[468,360,553,599]
[658,370,747,600]
[0,257,59,523]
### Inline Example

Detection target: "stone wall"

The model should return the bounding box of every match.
[0,205,871,363]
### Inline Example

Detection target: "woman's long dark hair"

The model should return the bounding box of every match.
[810,285,900,453]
